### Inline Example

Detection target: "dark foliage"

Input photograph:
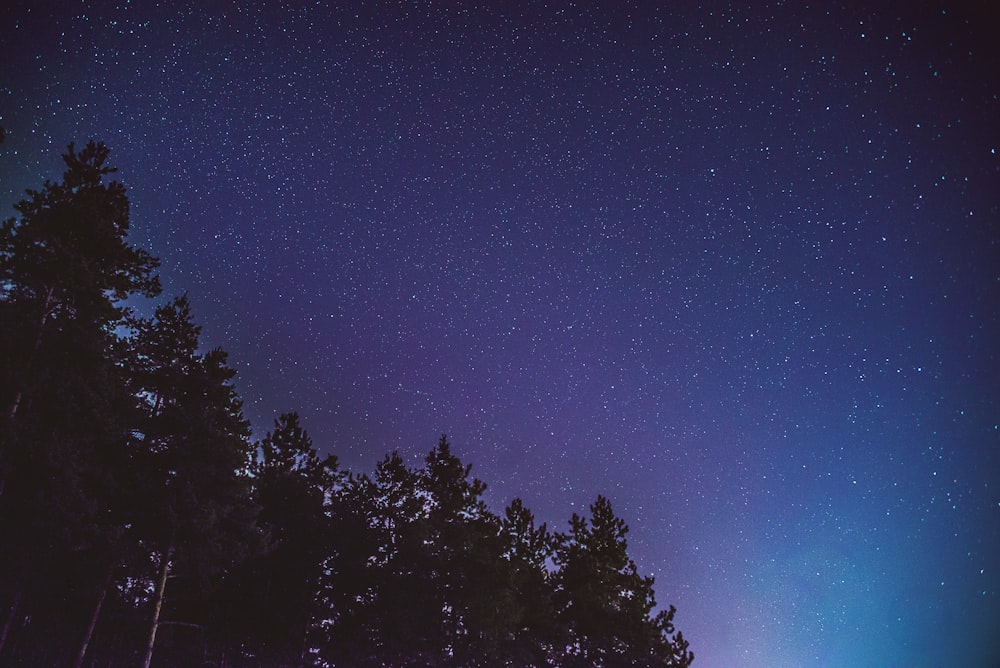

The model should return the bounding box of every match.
[0,142,692,667]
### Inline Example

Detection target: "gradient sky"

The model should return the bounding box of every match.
[2,2,999,666]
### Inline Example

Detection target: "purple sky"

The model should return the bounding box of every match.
[2,2,998,665]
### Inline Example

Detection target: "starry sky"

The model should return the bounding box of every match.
[2,1,999,666]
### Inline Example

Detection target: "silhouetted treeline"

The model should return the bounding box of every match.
[0,141,693,667]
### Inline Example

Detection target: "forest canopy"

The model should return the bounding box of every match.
[0,140,692,667]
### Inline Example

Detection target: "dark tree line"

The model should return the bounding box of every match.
[0,141,693,667]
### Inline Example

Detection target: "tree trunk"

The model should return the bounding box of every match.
[73,562,115,668]
[298,602,314,667]
[0,587,23,657]
[141,545,173,668]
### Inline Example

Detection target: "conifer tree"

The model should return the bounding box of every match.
[419,436,509,666]
[317,450,429,666]
[0,141,159,422]
[211,412,340,664]
[0,141,159,664]
[126,295,258,668]
[499,498,558,665]
[553,495,693,667]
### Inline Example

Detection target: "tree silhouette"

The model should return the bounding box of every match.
[0,141,158,422]
[126,295,259,668]
[318,449,431,666]
[553,495,693,667]
[0,141,160,664]
[498,497,559,665]
[210,412,341,664]
[0,139,693,666]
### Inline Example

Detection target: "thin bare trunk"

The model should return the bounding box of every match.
[73,562,115,668]
[298,602,314,667]
[141,545,173,668]
[0,587,23,657]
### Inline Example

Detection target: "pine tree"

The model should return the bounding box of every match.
[0,141,159,422]
[211,412,340,664]
[0,141,159,664]
[553,495,693,667]
[126,295,259,668]
[419,436,511,666]
[319,438,552,667]
[317,450,430,666]
[498,498,558,666]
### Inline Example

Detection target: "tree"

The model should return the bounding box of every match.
[319,438,503,666]
[417,436,515,666]
[0,140,159,423]
[126,295,259,668]
[552,495,693,667]
[317,437,561,667]
[317,449,430,666]
[0,140,159,665]
[498,498,559,665]
[210,412,341,665]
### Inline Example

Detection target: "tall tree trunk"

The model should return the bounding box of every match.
[0,587,23,657]
[141,545,173,668]
[73,562,115,668]
[298,596,314,668]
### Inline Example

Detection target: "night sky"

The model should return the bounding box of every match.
[2,2,999,665]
